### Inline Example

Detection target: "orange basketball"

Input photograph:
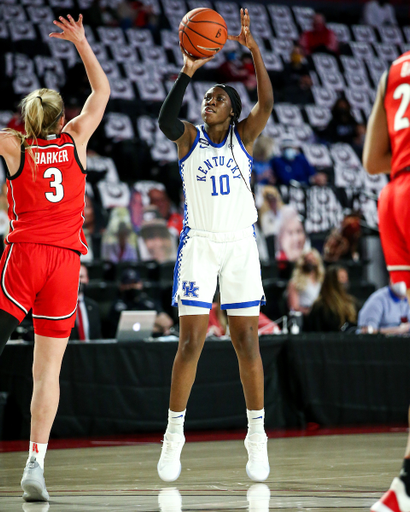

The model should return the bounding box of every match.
[179,8,228,59]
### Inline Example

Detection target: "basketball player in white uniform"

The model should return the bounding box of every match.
[157,8,273,482]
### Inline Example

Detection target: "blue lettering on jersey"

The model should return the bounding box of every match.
[204,159,213,170]
[196,158,241,181]
[182,281,199,297]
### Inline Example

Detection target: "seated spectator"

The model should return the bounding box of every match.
[282,44,311,88]
[362,0,397,27]
[276,206,309,263]
[109,268,174,338]
[148,184,183,237]
[321,97,363,146]
[357,281,410,335]
[138,214,177,263]
[207,294,279,337]
[102,221,138,264]
[252,136,275,185]
[287,249,324,315]
[323,213,362,263]
[259,186,284,238]
[305,264,358,332]
[70,265,102,341]
[271,138,328,187]
[299,13,339,56]
[282,74,315,106]
[217,50,256,93]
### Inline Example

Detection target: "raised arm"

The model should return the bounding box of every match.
[362,71,391,175]
[158,48,213,159]
[231,9,274,149]
[50,15,110,150]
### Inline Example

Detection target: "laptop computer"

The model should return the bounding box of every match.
[116,310,157,342]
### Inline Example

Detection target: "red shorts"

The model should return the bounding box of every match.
[378,173,410,287]
[0,243,80,338]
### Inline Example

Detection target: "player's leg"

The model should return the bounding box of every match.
[370,178,410,512]
[157,307,209,482]
[229,312,269,482]
[220,232,268,481]
[169,312,210,412]
[0,244,35,355]
[158,233,218,482]
[21,247,79,502]
[21,334,69,503]
[0,309,20,356]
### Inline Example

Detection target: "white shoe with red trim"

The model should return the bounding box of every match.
[371,478,410,512]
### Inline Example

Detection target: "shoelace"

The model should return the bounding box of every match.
[161,438,183,462]
[247,439,268,464]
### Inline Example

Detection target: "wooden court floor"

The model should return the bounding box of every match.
[0,432,406,511]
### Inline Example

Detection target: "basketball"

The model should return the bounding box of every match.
[179,8,228,59]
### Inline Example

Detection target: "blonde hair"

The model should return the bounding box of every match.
[258,185,283,217]
[291,248,325,291]
[253,135,275,161]
[4,88,64,179]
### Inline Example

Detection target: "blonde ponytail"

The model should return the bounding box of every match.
[4,88,64,180]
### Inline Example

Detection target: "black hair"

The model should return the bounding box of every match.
[213,84,252,194]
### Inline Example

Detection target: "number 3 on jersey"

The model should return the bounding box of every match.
[44,167,64,203]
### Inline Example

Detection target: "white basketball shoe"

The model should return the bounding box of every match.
[157,432,185,482]
[244,433,270,482]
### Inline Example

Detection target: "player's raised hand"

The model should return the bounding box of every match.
[180,44,214,76]
[228,8,257,52]
[49,14,85,44]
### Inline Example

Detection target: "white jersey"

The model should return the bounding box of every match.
[179,124,257,233]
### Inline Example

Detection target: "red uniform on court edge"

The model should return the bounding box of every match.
[0,132,87,337]
[6,132,88,254]
[379,50,410,286]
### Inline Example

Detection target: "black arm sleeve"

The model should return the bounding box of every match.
[158,72,191,141]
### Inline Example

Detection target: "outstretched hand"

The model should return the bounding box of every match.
[228,8,257,51]
[49,14,85,44]
[180,45,214,77]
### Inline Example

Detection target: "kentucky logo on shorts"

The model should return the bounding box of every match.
[182,281,199,298]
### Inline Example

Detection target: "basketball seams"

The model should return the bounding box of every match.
[180,24,227,47]
[180,30,209,57]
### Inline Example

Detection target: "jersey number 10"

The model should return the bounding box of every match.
[211,174,230,196]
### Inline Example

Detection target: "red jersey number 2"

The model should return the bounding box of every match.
[393,83,410,132]
[44,167,64,203]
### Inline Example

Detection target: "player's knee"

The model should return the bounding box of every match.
[178,333,203,362]
[234,332,259,361]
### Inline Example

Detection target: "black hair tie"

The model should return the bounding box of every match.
[36,96,43,105]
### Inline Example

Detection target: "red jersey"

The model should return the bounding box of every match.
[6,132,88,254]
[385,50,410,179]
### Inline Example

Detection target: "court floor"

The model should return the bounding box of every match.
[0,431,406,511]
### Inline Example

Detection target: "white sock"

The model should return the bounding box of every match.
[165,409,186,436]
[27,441,48,470]
[247,408,266,436]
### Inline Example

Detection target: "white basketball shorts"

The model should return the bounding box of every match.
[172,226,265,316]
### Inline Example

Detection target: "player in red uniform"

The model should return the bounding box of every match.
[0,15,110,502]
[363,51,410,512]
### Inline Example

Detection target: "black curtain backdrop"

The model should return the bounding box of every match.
[0,335,409,440]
